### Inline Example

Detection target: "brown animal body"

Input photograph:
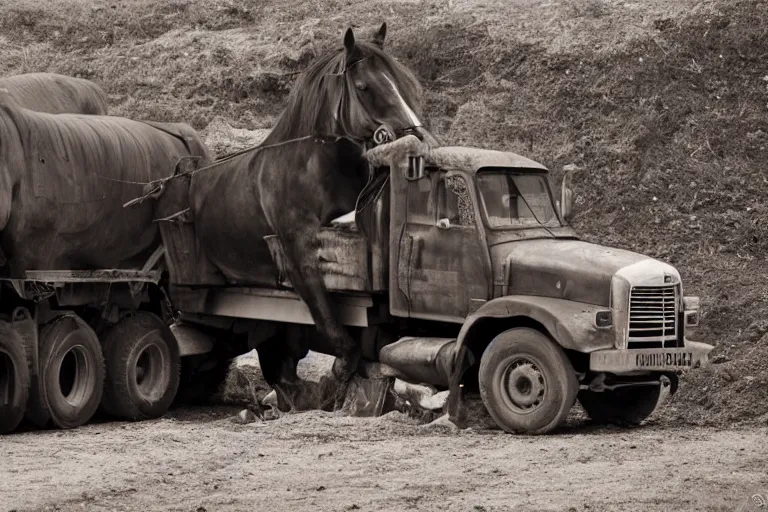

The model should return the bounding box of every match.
[0,72,108,115]
[0,93,210,276]
[189,24,436,409]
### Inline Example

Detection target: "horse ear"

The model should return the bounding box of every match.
[372,22,387,49]
[343,28,356,54]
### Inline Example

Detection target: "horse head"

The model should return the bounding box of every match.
[266,23,439,148]
[335,23,439,147]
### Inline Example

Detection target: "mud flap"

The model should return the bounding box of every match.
[341,375,396,417]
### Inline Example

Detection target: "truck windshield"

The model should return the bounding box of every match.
[476,171,560,229]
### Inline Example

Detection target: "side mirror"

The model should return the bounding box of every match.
[561,187,574,220]
[560,164,579,221]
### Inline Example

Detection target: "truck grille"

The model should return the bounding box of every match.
[628,285,678,348]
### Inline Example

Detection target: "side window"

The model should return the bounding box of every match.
[438,175,474,227]
[406,173,433,224]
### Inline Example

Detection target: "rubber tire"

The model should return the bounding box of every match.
[578,384,662,426]
[0,325,30,434]
[101,312,180,421]
[479,328,578,435]
[27,316,105,429]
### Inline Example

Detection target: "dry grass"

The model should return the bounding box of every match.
[1,0,766,425]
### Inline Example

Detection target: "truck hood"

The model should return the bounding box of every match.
[490,239,679,307]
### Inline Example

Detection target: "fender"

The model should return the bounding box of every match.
[452,295,616,381]
[446,295,616,426]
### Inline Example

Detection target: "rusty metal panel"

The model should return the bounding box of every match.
[202,287,371,327]
[264,230,372,292]
[404,174,490,321]
[427,146,548,174]
[20,269,161,283]
[170,323,215,357]
[589,341,712,372]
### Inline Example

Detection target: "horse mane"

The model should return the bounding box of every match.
[263,40,423,144]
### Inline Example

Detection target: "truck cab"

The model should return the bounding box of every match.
[358,137,713,433]
[389,146,575,321]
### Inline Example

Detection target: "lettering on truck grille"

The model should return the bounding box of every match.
[635,352,692,367]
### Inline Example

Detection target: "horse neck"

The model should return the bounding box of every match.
[262,89,341,145]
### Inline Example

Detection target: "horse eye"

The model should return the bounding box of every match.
[355,82,368,91]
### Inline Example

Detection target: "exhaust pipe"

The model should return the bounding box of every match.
[378,337,456,388]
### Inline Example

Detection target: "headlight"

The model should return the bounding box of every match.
[684,296,700,327]
[595,310,612,328]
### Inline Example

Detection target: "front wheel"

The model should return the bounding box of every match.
[578,384,662,426]
[478,328,578,435]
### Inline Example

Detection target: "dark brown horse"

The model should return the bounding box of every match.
[0,73,108,114]
[0,92,210,276]
[190,24,436,407]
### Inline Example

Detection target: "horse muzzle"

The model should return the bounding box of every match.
[372,124,440,149]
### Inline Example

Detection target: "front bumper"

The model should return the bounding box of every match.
[589,340,713,373]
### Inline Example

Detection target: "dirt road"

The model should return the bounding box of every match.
[1,407,765,512]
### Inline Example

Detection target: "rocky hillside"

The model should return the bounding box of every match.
[0,0,766,425]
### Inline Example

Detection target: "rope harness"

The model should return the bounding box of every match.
[119,54,425,208]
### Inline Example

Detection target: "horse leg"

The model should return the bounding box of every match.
[256,335,302,412]
[256,325,335,412]
[278,225,361,406]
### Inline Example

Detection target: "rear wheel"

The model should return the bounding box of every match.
[479,328,578,435]
[101,312,180,420]
[578,384,662,426]
[0,325,30,434]
[27,315,105,429]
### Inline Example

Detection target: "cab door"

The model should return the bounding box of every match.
[399,172,489,322]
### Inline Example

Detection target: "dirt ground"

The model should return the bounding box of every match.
[1,407,766,512]
[0,1,767,510]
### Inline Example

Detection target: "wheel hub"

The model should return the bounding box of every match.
[134,342,167,401]
[504,361,545,410]
[58,344,91,407]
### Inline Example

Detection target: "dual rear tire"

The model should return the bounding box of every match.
[101,311,180,421]
[2,311,180,434]
[26,315,105,429]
